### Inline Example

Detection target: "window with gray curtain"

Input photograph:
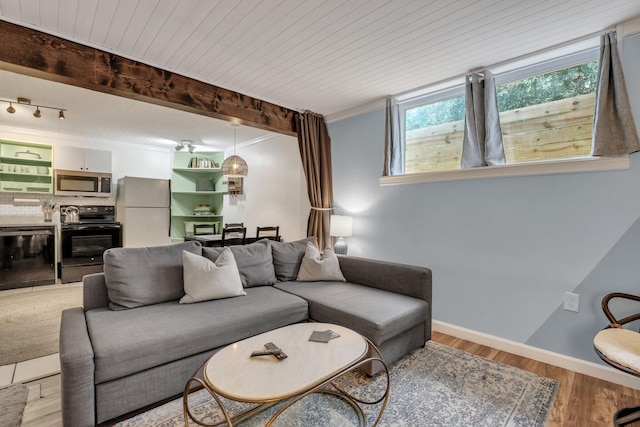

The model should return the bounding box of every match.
[385,30,639,177]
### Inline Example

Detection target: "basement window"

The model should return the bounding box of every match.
[397,49,606,179]
[402,87,465,174]
[496,56,598,165]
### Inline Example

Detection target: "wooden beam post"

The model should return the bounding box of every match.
[0,20,297,136]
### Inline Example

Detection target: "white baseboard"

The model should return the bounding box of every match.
[433,320,640,390]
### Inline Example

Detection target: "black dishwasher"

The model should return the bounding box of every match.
[0,226,55,290]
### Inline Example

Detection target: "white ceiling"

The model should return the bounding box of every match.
[0,0,639,149]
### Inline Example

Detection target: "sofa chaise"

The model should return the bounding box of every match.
[59,237,432,426]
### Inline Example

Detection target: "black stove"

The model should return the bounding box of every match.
[59,205,122,283]
[60,205,119,226]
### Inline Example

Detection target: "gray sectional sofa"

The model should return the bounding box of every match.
[59,238,432,426]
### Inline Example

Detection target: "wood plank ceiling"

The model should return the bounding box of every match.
[0,0,639,148]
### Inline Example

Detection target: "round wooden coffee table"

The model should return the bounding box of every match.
[183,323,389,426]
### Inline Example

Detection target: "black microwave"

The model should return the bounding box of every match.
[54,169,112,197]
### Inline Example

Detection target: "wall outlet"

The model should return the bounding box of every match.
[564,292,580,312]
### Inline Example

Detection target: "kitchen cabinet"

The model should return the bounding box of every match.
[0,140,53,194]
[0,225,56,289]
[171,151,226,243]
[55,146,112,173]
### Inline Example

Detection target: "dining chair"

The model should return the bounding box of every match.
[224,222,244,228]
[256,226,280,241]
[593,292,640,426]
[221,226,246,246]
[193,223,217,235]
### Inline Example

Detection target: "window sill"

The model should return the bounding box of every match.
[379,156,630,186]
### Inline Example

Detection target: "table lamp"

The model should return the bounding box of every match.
[330,215,352,255]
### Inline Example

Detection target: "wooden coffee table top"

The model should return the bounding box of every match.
[203,323,367,402]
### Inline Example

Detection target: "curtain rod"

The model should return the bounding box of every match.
[395,26,615,104]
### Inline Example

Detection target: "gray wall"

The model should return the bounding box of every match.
[327,33,640,365]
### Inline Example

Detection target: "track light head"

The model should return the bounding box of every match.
[33,107,41,118]
[58,110,65,120]
[6,103,15,114]
[176,140,194,153]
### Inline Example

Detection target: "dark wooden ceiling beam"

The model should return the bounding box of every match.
[0,20,297,136]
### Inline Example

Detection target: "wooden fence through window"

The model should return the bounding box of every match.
[405,93,595,173]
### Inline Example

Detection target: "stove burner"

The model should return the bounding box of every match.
[60,205,117,225]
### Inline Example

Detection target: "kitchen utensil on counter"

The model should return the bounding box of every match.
[41,200,56,222]
[61,206,79,223]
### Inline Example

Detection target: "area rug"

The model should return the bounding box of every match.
[0,383,29,427]
[0,286,83,365]
[117,341,558,427]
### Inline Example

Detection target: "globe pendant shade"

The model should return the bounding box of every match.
[221,155,248,177]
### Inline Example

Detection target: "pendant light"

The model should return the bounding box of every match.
[221,124,248,177]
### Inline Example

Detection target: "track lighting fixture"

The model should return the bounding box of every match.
[0,97,67,119]
[175,140,196,152]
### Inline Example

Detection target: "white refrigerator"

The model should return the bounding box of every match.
[116,176,171,248]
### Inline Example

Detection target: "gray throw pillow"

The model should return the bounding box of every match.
[297,242,346,282]
[270,236,318,281]
[180,249,246,303]
[104,241,202,310]
[203,239,276,288]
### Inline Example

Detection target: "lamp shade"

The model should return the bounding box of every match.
[330,215,352,237]
[221,124,248,177]
[221,155,248,177]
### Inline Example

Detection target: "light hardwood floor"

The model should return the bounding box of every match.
[434,331,640,426]
[20,332,640,426]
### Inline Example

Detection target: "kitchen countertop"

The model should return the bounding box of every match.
[0,215,58,228]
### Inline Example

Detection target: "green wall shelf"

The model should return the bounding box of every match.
[0,140,53,194]
[171,151,226,242]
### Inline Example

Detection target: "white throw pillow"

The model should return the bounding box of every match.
[180,248,246,304]
[296,242,346,282]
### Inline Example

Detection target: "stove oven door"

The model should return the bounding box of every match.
[60,224,122,283]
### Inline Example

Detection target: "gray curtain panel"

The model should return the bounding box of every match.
[461,71,506,168]
[592,31,640,156]
[383,96,405,176]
